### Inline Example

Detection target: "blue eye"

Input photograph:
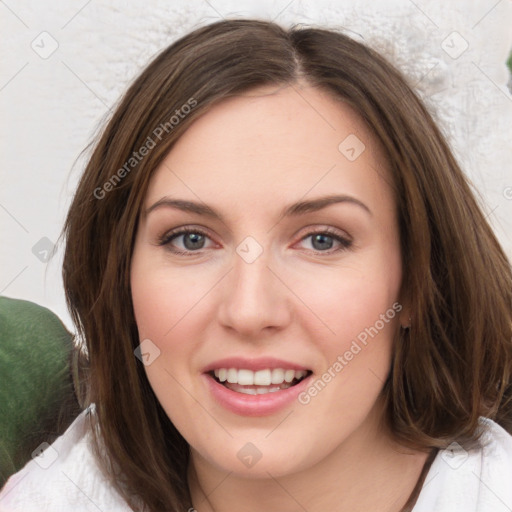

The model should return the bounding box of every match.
[178,232,206,250]
[158,228,213,255]
[299,230,352,253]
[158,227,352,256]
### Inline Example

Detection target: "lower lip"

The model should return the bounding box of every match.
[203,373,313,416]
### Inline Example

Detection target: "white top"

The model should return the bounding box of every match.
[1,408,511,511]
[0,407,130,512]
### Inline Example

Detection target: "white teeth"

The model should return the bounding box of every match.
[212,367,309,386]
[254,369,272,386]
[238,369,254,386]
[224,382,293,395]
[271,368,285,384]
[227,368,238,383]
[240,387,257,395]
[284,369,295,383]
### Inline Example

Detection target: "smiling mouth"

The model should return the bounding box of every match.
[209,368,313,395]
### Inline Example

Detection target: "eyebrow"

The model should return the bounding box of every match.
[145,194,372,221]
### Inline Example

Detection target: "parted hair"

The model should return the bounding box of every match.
[62,18,512,512]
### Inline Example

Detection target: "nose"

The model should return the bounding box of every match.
[217,246,293,338]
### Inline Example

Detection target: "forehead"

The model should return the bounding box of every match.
[144,84,394,217]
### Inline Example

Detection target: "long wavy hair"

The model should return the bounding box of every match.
[62,18,512,512]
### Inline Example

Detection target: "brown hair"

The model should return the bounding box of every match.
[62,18,512,512]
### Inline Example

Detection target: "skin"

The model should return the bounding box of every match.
[130,82,429,512]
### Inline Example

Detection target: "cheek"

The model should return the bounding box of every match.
[290,244,401,425]
[131,256,211,342]
[292,248,402,353]
[130,255,199,399]
[130,254,217,405]
[130,258,209,431]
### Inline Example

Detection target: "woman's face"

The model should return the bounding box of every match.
[131,83,407,478]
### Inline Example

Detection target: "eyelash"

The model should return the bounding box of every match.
[157,226,353,256]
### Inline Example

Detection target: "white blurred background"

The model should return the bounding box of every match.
[1,0,511,331]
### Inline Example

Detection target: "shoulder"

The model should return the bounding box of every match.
[413,418,512,512]
[0,406,131,512]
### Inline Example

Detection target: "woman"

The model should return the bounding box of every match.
[1,18,511,512]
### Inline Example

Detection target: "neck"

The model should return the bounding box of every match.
[188,401,431,512]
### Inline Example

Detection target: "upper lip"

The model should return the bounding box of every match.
[202,357,311,373]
